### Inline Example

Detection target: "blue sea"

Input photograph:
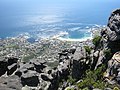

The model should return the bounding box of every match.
[0,0,120,40]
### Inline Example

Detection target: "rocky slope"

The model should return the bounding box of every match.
[0,9,120,90]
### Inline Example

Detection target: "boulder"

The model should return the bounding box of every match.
[40,73,53,82]
[21,70,39,87]
[22,85,30,90]
[20,63,35,71]
[95,50,105,69]
[15,63,34,77]
[0,57,18,76]
[0,58,8,76]
[39,78,51,90]
[94,51,99,58]
[105,52,120,84]
[7,63,17,75]
[0,75,22,90]
[73,47,86,60]
[7,57,18,66]
[57,60,70,79]
[29,59,46,73]
[72,47,87,79]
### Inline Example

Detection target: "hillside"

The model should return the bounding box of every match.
[0,9,120,90]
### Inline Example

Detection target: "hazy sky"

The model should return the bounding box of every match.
[0,0,119,12]
[0,0,120,24]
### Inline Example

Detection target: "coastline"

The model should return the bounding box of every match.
[57,37,92,42]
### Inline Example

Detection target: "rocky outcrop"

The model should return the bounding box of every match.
[21,70,39,87]
[0,57,18,76]
[49,49,74,90]
[29,59,47,73]
[104,52,120,84]
[72,47,87,79]
[0,58,8,76]
[101,9,120,53]
[95,50,105,69]
[0,49,74,90]
[108,9,120,34]
[0,75,22,90]
[7,63,18,75]
[0,57,50,90]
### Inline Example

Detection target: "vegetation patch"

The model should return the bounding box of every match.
[84,46,92,54]
[67,75,76,85]
[77,65,106,89]
[104,49,112,57]
[92,36,101,46]
[22,53,36,62]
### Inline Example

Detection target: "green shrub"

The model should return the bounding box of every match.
[67,76,76,84]
[93,80,106,89]
[82,87,89,90]
[104,49,112,57]
[92,36,101,46]
[5,44,19,49]
[77,65,106,89]
[84,46,92,54]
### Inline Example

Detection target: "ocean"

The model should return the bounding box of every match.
[0,0,120,40]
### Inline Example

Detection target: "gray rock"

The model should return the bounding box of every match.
[15,62,39,77]
[22,85,30,90]
[29,59,46,73]
[57,61,70,79]
[0,58,8,76]
[20,63,35,71]
[105,52,120,84]
[72,47,88,79]
[94,51,99,58]
[21,70,39,87]
[7,57,18,66]
[40,73,53,81]
[0,75,22,90]
[95,50,105,69]
[0,57,18,76]
[7,63,17,75]
[108,9,120,34]
[101,9,120,53]
[73,47,86,60]
[39,78,51,90]
[15,63,34,77]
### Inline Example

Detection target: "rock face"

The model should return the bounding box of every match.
[0,58,8,76]
[98,9,120,85]
[21,70,39,87]
[101,9,120,53]
[0,49,74,90]
[95,50,105,69]
[0,75,22,90]
[72,47,94,79]
[0,57,50,90]
[108,9,120,34]
[105,52,120,84]
[0,57,18,76]
[72,47,86,79]
[7,63,17,75]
